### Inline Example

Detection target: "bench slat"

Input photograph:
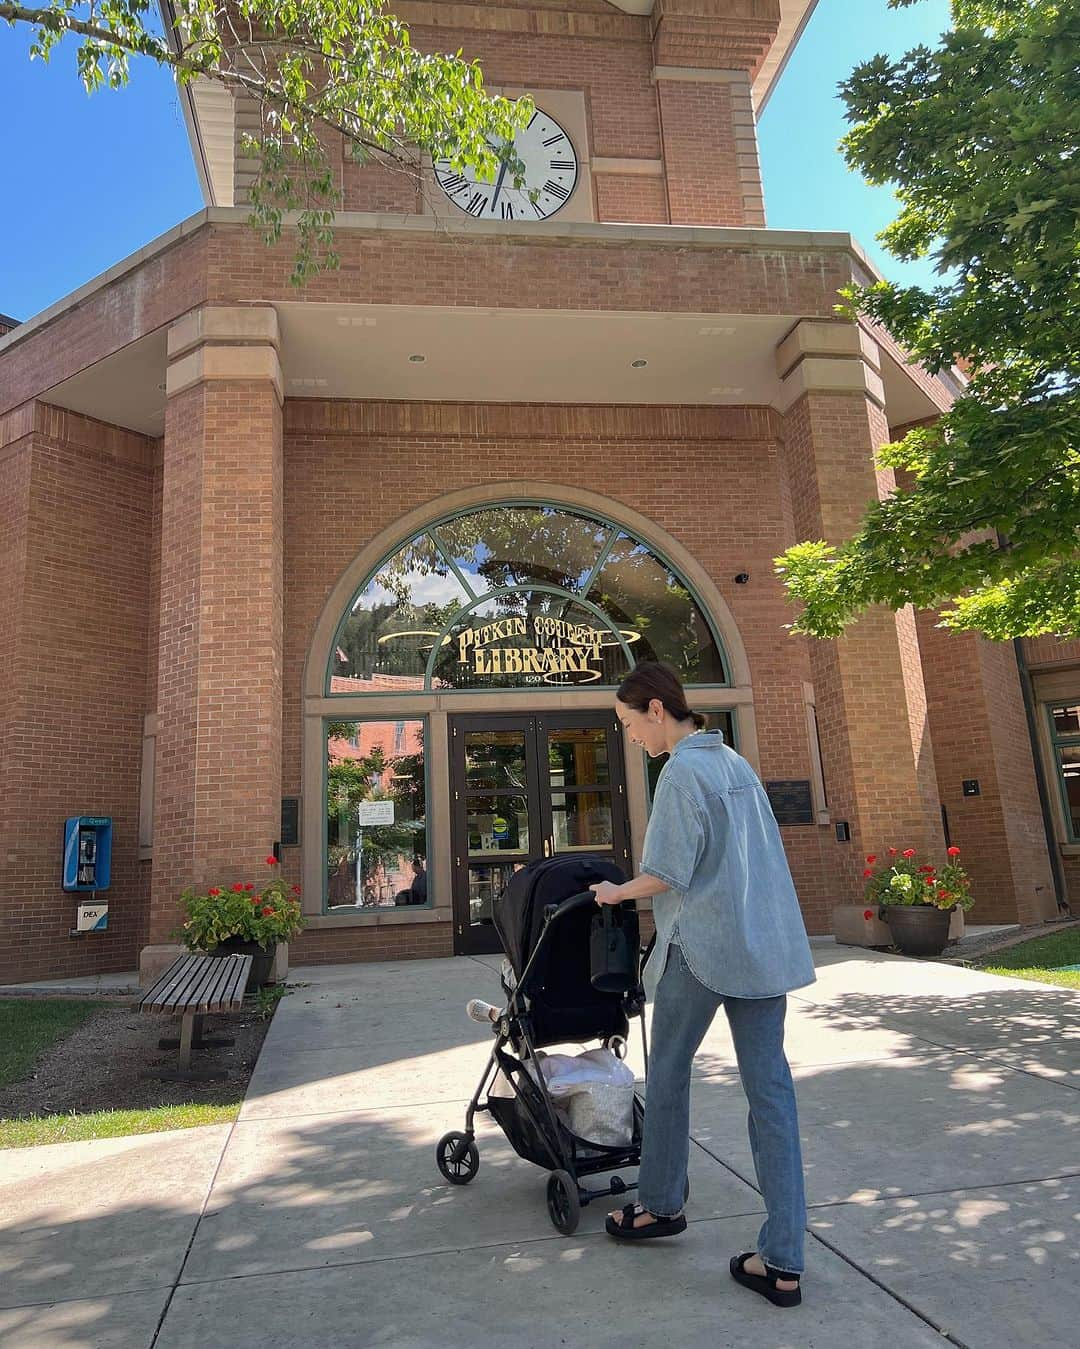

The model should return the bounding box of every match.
[197,955,241,1013]
[141,954,198,1009]
[144,955,204,1012]
[161,957,215,1013]
[138,953,253,1014]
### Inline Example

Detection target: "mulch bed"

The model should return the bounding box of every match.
[0,1000,272,1120]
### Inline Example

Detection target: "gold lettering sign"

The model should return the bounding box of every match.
[459,615,610,684]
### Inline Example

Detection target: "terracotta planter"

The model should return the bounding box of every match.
[206,937,276,991]
[881,905,953,958]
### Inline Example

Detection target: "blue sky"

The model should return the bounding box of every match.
[0,0,952,323]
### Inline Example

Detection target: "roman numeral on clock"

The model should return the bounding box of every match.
[542,133,565,147]
[543,180,571,201]
[439,172,468,194]
[465,192,489,216]
[549,159,574,171]
[501,201,515,220]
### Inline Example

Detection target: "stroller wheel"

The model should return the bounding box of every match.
[546,1169,582,1235]
[436,1131,480,1185]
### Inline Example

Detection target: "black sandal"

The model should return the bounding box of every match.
[605,1203,687,1241]
[729,1252,802,1307]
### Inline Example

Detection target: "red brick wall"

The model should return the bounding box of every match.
[657,80,750,226]
[281,398,838,934]
[149,379,283,944]
[0,406,155,983]
[781,389,945,910]
[917,617,1056,924]
[594,175,669,224]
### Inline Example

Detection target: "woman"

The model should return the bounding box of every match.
[589,661,815,1309]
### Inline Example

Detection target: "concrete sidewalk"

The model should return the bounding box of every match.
[3,945,1079,1348]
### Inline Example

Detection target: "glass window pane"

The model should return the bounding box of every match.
[432,594,631,690]
[326,720,428,910]
[330,534,469,692]
[1058,744,1080,840]
[467,862,525,927]
[1052,704,1080,738]
[585,533,726,684]
[466,796,530,856]
[435,506,611,593]
[551,791,614,851]
[465,731,528,790]
[547,727,610,787]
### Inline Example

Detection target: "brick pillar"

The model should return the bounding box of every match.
[145,307,283,963]
[917,616,1058,925]
[778,321,945,912]
[651,0,779,225]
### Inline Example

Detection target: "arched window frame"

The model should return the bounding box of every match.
[325,498,732,696]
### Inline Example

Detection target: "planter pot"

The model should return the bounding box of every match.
[204,938,276,991]
[881,905,953,958]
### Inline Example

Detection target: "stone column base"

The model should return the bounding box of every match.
[139,943,186,987]
[833,905,964,948]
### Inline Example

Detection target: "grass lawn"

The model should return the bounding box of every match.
[1,1103,240,1148]
[0,998,106,1087]
[977,927,1080,990]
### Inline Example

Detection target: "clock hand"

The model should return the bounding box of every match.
[490,154,510,212]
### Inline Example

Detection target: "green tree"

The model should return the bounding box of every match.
[776,0,1079,641]
[2,0,531,283]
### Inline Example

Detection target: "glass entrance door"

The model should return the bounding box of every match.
[449,711,631,955]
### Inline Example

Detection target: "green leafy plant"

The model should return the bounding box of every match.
[776,0,1080,641]
[175,857,305,951]
[864,845,974,911]
[252,983,292,1019]
[3,0,534,283]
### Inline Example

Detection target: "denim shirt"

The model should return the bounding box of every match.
[639,731,816,1001]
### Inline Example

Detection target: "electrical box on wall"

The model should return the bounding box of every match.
[62,817,112,892]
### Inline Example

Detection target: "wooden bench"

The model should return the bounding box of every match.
[135,953,252,1081]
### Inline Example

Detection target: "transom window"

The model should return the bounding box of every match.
[328,503,728,693]
[1049,702,1080,842]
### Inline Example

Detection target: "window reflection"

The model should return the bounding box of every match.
[328,505,728,693]
[326,719,428,910]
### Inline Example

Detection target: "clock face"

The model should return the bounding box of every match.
[434,108,579,222]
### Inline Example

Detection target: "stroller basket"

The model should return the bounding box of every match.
[488,1047,643,1170]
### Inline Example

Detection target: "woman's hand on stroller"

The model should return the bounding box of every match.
[589,880,625,906]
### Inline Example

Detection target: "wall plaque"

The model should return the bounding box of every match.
[280,797,300,846]
[764,780,815,826]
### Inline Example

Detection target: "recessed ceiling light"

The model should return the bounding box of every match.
[409,354,426,363]
[699,326,736,336]
[630,359,648,368]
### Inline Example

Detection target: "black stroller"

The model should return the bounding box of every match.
[436,854,674,1235]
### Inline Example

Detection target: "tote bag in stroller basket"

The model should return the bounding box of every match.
[488,1047,644,1168]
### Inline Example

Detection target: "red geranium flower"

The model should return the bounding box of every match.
[262,906,275,917]
[208,888,221,897]
[292,885,302,895]
[948,846,961,857]
[938,889,948,899]
[863,909,874,921]
[866,854,877,864]
[250,895,261,903]
[231,883,245,893]
[887,847,898,857]
[244,883,254,891]
[265,855,278,866]
[902,849,916,858]
[863,868,873,878]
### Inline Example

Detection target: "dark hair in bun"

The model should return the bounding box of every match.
[616,661,706,729]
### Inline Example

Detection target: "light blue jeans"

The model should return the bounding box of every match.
[638,943,806,1275]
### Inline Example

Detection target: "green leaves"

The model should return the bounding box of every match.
[4,0,533,283]
[779,0,1080,641]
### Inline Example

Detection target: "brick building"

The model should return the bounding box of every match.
[1,0,1076,984]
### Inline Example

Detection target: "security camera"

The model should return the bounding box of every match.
[734,572,750,585]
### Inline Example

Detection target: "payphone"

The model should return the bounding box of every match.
[62,817,112,892]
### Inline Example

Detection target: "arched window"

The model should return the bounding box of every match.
[327,502,729,693]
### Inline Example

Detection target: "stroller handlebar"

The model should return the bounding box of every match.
[543,890,598,924]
